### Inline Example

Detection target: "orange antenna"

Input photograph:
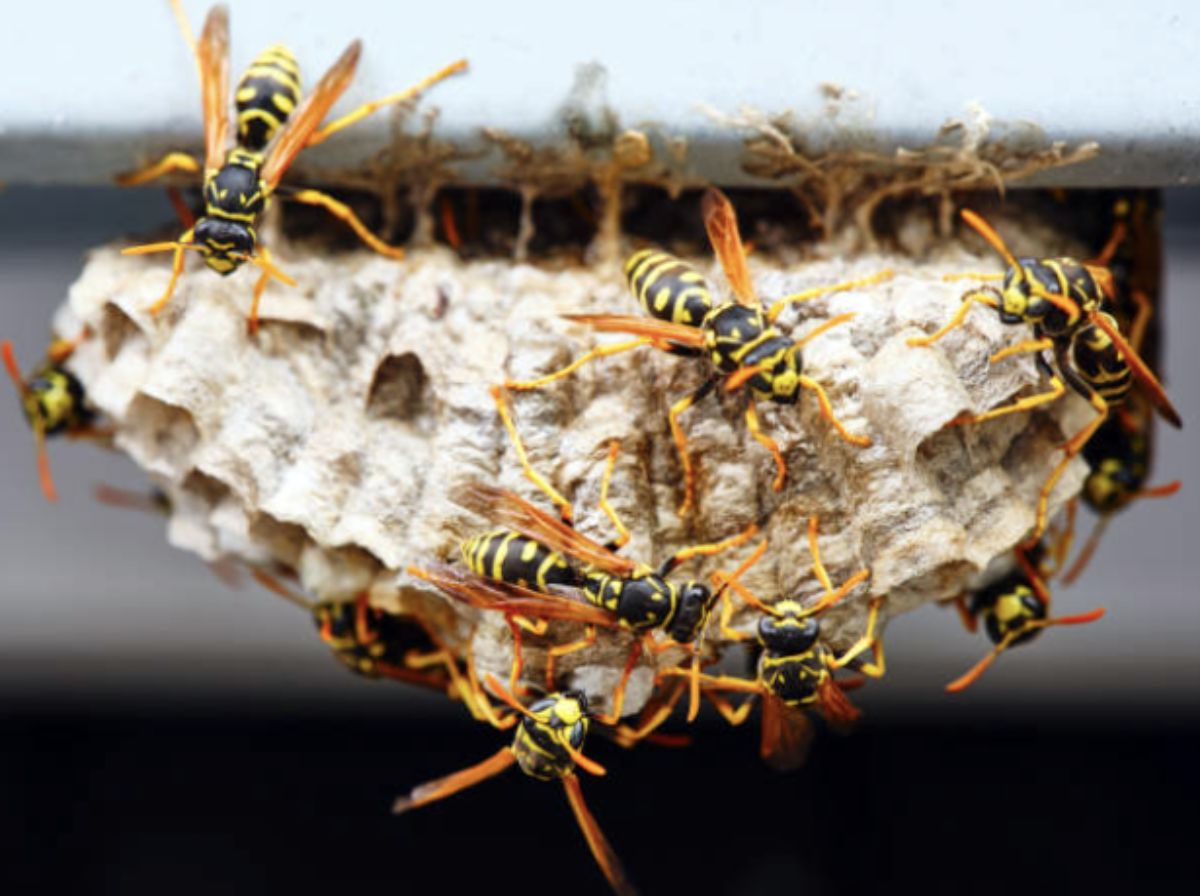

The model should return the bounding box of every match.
[960,209,1020,271]
[483,673,606,777]
[250,568,314,611]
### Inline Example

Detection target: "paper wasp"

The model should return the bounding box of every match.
[908,207,1182,546]
[1060,197,1180,582]
[118,3,466,332]
[244,567,485,695]
[408,387,757,722]
[506,188,891,515]
[393,676,636,896]
[947,536,1106,692]
[665,517,884,771]
[2,334,103,502]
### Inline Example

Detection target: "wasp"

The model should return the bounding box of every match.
[118,3,466,332]
[409,387,757,722]
[393,676,636,896]
[243,567,487,695]
[1059,197,1180,582]
[506,188,892,515]
[2,334,103,502]
[665,517,885,771]
[946,537,1106,692]
[908,208,1182,546]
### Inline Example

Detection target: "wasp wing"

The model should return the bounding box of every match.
[197,6,231,171]
[760,693,815,772]
[1089,311,1182,428]
[815,676,863,734]
[408,563,618,628]
[454,483,638,577]
[562,314,707,348]
[702,187,758,307]
[261,40,362,191]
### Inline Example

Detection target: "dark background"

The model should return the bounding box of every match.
[2,188,1198,893]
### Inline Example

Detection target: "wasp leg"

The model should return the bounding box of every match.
[463,649,518,731]
[439,195,463,250]
[704,688,758,726]
[598,439,630,550]
[1024,393,1109,547]
[744,400,787,491]
[166,187,197,230]
[246,244,282,335]
[593,639,643,726]
[1128,288,1153,355]
[544,625,597,689]
[765,268,894,322]
[284,189,406,260]
[609,678,688,745]
[1089,217,1128,268]
[489,385,574,524]
[828,597,886,677]
[951,594,978,633]
[114,152,202,188]
[942,271,1005,283]
[655,518,758,578]
[506,337,655,391]
[305,59,468,147]
[957,376,1066,427]
[718,586,754,642]
[143,227,196,316]
[798,375,871,447]
[990,337,1055,365]
[908,287,1000,347]
[665,377,718,517]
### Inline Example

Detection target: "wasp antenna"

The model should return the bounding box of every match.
[122,240,205,256]
[1,340,27,395]
[249,567,314,611]
[960,209,1020,271]
[33,424,59,503]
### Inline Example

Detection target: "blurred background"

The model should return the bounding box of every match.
[3,0,1199,891]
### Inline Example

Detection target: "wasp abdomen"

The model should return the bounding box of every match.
[624,249,714,327]
[235,44,302,151]
[462,530,579,591]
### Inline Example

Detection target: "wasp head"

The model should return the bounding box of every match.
[194,217,256,275]
[665,581,717,643]
[764,345,803,405]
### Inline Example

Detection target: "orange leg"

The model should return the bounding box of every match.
[286,189,406,260]
[744,400,786,491]
[594,639,643,726]
[908,288,999,347]
[145,227,195,316]
[799,375,871,447]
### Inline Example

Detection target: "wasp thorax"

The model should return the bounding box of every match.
[665,582,716,644]
[758,613,820,655]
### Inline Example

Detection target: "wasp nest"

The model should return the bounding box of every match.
[56,204,1090,715]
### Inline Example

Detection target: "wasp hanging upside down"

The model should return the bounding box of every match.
[408,387,757,723]
[506,188,891,515]
[666,517,885,771]
[947,537,1105,692]
[908,208,1182,546]
[393,678,636,896]
[2,334,103,502]
[118,3,466,332]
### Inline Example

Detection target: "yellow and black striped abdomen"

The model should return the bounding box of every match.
[235,44,301,151]
[461,529,579,591]
[624,249,714,327]
[1071,317,1132,407]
